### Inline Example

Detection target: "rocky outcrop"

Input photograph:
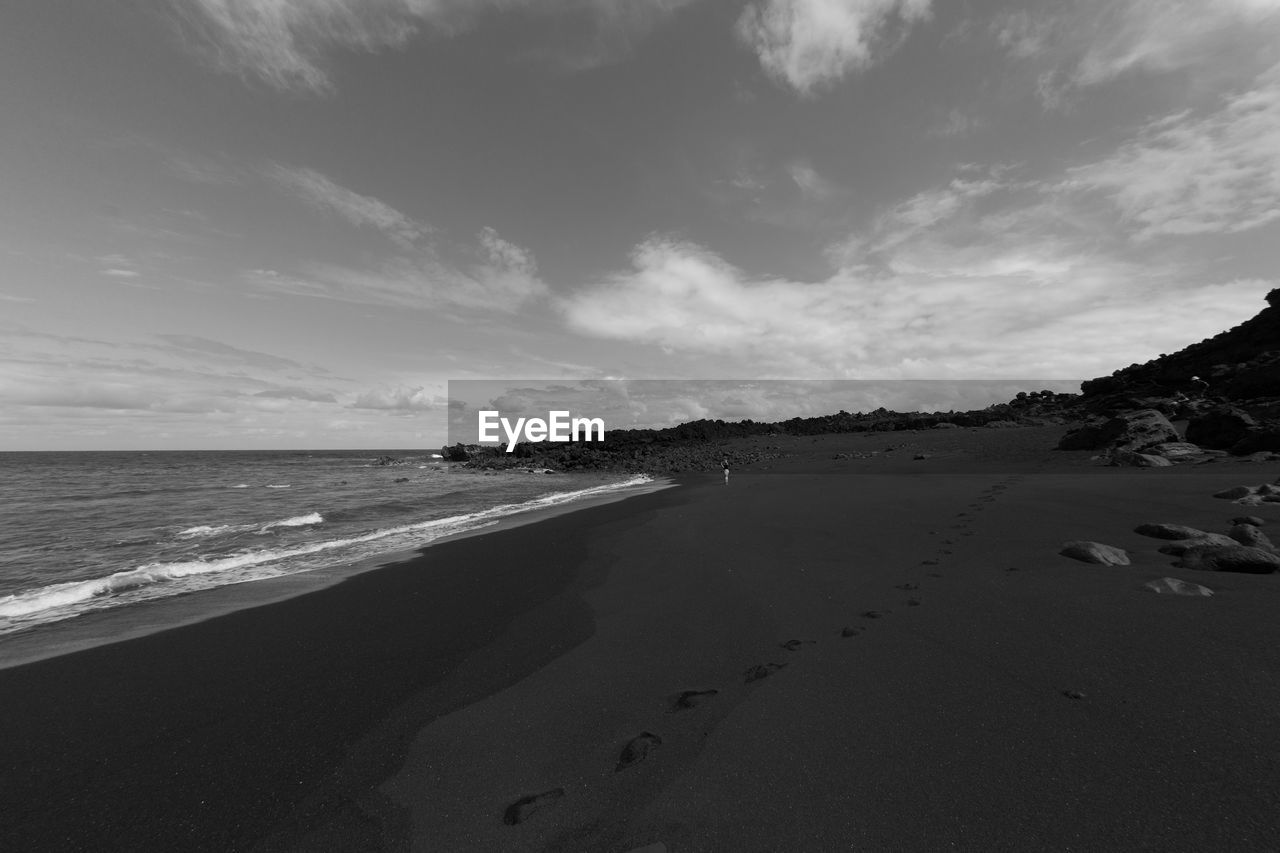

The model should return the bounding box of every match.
[1065,289,1280,454]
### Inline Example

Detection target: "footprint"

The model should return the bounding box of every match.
[1062,690,1086,700]
[921,559,939,566]
[927,572,943,578]
[862,609,891,619]
[503,788,565,825]
[615,732,662,771]
[744,662,787,683]
[671,689,719,711]
[906,598,921,606]
[779,639,817,651]
[840,626,864,637]
[1006,566,1020,572]
[894,583,919,590]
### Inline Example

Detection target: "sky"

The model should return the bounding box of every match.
[1,0,1278,450]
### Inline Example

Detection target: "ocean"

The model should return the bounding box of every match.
[0,450,655,662]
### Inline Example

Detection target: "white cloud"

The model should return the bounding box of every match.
[170,0,700,94]
[561,159,1276,379]
[268,164,431,248]
[247,225,547,313]
[1066,63,1280,239]
[736,0,933,96]
[351,384,443,411]
[101,268,141,278]
[995,1,1280,103]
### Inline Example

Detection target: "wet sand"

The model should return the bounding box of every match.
[3,426,1279,851]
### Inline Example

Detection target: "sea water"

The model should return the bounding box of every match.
[0,450,652,652]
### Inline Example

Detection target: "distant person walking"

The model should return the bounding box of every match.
[1190,375,1209,399]
[723,456,730,482]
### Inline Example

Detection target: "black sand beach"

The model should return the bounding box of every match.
[3,426,1279,851]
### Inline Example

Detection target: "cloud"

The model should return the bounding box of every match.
[0,293,35,304]
[247,218,546,313]
[736,0,933,96]
[994,1,1280,104]
[350,385,443,411]
[155,334,308,371]
[253,387,338,403]
[561,162,1276,379]
[101,268,141,278]
[268,164,431,248]
[1065,62,1280,239]
[169,0,700,94]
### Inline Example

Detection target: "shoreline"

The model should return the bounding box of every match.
[3,428,1279,850]
[0,473,674,672]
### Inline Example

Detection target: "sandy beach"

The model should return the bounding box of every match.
[3,425,1279,852]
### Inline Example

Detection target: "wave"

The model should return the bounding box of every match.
[176,524,235,539]
[265,484,291,489]
[0,474,654,626]
[258,512,323,532]
[176,512,324,540]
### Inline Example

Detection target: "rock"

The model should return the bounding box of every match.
[1144,577,1213,596]
[1186,407,1257,449]
[1213,485,1254,500]
[1134,523,1219,540]
[1174,544,1280,574]
[1148,441,1209,462]
[1107,449,1173,467]
[913,453,931,460]
[1231,428,1280,455]
[1059,409,1178,452]
[1060,541,1130,565]
[1156,535,1241,554]
[934,422,959,429]
[1231,515,1265,526]
[1228,523,1275,551]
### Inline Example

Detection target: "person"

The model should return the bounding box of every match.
[723,456,730,482]
[1189,375,1209,399]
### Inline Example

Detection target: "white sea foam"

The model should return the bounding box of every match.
[258,512,323,532]
[177,524,235,539]
[231,484,250,489]
[265,484,291,489]
[0,474,654,628]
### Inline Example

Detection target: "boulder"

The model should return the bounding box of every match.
[1232,428,1280,455]
[1108,449,1173,467]
[1186,407,1257,450]
[1134,523,1219,541]
[1058,409,1178,452]
[1228,523,1276,551]
[1231,515,1265,526]
[1060,541,1130,566]
[1148,442,1209,462]
[1144,577,1214,596]
[1174,544,1280,574]
[1156,535,1242,555]
[1213,485,1254,500]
